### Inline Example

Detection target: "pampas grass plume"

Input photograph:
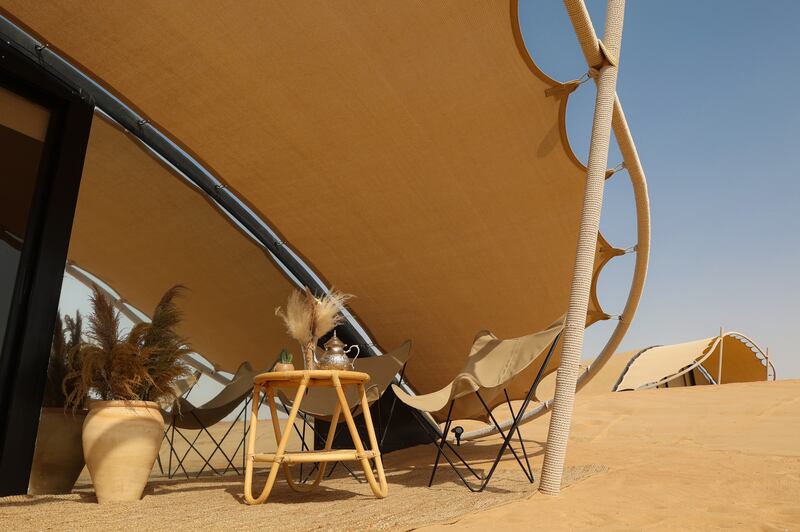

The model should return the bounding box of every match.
[275,288,353,344]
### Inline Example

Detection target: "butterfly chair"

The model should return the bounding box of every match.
[392,319,563,492]
[163,362,257,479]
[156,369,201,476]
[275,340,412,483]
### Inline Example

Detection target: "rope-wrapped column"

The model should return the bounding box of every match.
[539,0,626,495]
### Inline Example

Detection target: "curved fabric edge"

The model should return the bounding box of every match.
[726,332,776,380]
[456,8,653,440]
[423,6,651,440]
[509,0,586,175]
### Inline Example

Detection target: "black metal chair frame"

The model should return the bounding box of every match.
[158,363,395,482]
[159,382,256,479]
[417,333,562,492]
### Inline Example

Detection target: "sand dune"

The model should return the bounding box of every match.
[425,380,800,530]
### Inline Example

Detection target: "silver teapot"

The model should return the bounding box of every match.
[314,331,360,371]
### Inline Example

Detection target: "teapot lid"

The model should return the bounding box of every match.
[324,331,346,350]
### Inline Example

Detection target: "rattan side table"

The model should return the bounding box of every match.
[243,370,388,504]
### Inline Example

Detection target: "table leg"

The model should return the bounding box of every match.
[285,398,342,492]
[244,377,309,504]
[332,374,388,498]
[243,385,263,504]
[357,382,388,497]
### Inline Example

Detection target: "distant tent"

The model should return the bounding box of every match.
[614,332,775,392]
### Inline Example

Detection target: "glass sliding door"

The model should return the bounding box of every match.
[0,85,51,352]
[0,40,93,496]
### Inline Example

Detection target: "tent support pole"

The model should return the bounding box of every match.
[539,0,626,496]
[718,327,724,385]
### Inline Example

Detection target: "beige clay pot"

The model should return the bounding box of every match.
[273,362,295,372]
[28,408,87,494]
[82,400,164,503]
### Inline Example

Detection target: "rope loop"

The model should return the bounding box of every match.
[623,245,638,254]
[544,69,595,98]
[605,161,626,178]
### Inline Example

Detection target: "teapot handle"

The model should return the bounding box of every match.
[346,344,360,364]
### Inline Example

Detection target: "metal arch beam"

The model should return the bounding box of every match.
[540,0,652,395]
[725,331,776,380]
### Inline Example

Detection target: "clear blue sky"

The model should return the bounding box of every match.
[519,1,800,378]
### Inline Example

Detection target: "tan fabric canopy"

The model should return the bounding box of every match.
[2,1,631,395]
[614,333,773,392]
[69,115,297,370]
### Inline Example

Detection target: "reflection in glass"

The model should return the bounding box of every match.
[0,85,50,359]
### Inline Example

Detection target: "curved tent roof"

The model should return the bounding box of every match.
[614,333,775,392]
[1,1,637,396]
[70,115,297,371]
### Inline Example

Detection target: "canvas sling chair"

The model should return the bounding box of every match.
[392,318,563,492]
[162,362,257,479]
[275,340,412,483]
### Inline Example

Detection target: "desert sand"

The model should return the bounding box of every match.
[426,380,800,530]
[2,380,798,530]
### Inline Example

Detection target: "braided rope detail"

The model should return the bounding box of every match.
[539,0,626,496]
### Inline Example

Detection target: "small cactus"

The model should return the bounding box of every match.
[279,348,293,364]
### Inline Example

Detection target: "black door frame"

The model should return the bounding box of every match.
[0,39,93,496]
